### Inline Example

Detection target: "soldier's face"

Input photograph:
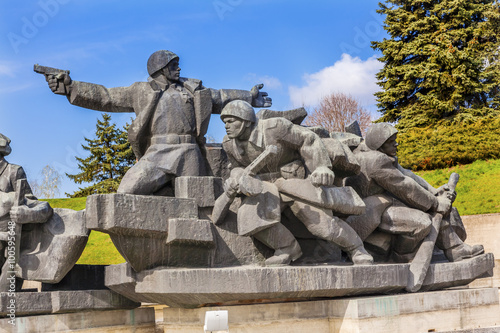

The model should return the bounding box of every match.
[164,59,181,82]
[223,116,248,139]
[379,134,398,157]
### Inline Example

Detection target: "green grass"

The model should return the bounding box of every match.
[43,159,499,264]
[41,197,125,265]
[43,197,87,211]
[415,159,500,215]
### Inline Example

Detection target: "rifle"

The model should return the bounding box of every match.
[211,145,278,225]
[406,173,459,292]
[33,64,70,95]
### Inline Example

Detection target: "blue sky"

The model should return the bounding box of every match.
[1,0,388,196]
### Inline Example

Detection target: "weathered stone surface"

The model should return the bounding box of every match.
[18,208,89,283]
[1,307,155,332]
[205,144,231,179]
[159,288,500,333]
[0,290,139,317]
[274,179,366,215]
[166,218,214,247]
[106,253,494,308]
[330,131,363,149]
[104,263,151,304]
[86,194,215,271]
[174,176,223,207]
[256,107,307,124]
[211,199,271,267]
[86,194,198,234]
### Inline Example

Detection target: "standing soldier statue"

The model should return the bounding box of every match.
[40,50,272,195]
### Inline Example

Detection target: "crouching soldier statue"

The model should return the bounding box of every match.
[345,123,484,262]
[0,133,53,292]
[212,100,373,266]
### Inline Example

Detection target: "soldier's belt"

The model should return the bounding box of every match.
[151,134,196,145]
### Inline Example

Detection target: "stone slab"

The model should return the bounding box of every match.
[0,307,155,333]
[85,194,216,271]
[158,288,500,333]
[166,218,214,247]
[86,194,198,235]
[106,253,494,308]
[0,290,139,317]
[174,176,223,207]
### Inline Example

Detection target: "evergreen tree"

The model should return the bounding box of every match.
[372,0,500,130]
[66,114,135,198]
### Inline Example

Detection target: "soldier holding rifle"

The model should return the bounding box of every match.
[345,123,484,264]
[212,101,373,266]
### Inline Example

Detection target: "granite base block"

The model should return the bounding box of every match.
[106,253,494,308]
[0,307,154,333]
[0,289,139,317]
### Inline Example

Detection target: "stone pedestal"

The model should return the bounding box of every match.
[0,289,139,317]
[0,307,154,333]
[158,288,500,333]
[105,253,494,308]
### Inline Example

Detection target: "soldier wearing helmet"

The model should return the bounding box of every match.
[44,50,272,195]
[345,123,483,262]
[0,133,53,292]
[214,101,374,266]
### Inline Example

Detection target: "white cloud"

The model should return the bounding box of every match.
[288,54,383,108]
[0,62,17,78]
[245,73,282,90]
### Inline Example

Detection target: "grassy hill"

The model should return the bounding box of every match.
[42,158,500,265]
[415,159,500,216]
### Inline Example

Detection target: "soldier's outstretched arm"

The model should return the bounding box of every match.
[40,69,135,113]
[210,83,272,114]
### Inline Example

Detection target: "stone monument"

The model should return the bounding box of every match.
[1,51,495,332]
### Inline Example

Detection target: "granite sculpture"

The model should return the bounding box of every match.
[27,52,493,310]
[344,122,485,291]
[0,133,89,295]
[345,123,483,262]
[41,50,272,195]
[213,100,372,266]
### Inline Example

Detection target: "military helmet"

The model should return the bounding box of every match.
[0,133,11,156]
[220,100,257,123]
[147,50,179,76]
[365,123,398,151]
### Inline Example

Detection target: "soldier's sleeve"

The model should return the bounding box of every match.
[268,119,332,173]
[370,155,438,211]
[397,164,438,195]
[67,81,135,113]
[208,88,253,114]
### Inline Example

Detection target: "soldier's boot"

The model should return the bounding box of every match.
[437,223,484,262]
[264,241,302,266]
[330,218,374,265]
[253,223,303,267]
